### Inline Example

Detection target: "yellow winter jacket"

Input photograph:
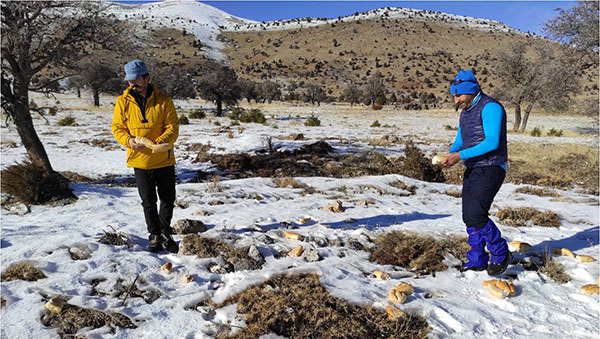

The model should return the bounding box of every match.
[112,84,179,170]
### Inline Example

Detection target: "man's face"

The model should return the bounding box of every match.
[128,75,149,94]
[453,94,475,111]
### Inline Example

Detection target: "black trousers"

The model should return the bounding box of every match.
[462,166,505,229]
[134,165,176,235]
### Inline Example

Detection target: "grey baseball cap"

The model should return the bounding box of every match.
[123,60,148,81]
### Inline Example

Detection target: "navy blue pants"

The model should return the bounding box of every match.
[462,166,505,229]
[134,165,176,235]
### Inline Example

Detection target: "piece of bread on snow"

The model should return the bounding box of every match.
[161,262,173,274]
[393,282,414,295]
[388,289,408,304]
[552,247,575,258]
[431,154,446,165]
[580,284,599,295]
[508,241,532,254]
[483,279,515,298]
[576,255,596,263]
[45,296,67,314]
[385,305,405,320]
[373,270,391,280]
[135,136,171,153]
[284,231,302,240]
[289,245,303,257]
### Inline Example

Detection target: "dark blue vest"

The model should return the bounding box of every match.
[459,93,508,168]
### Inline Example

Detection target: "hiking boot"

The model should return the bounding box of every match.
[487,252,512,276]
[460,264,488,273]
[161,233,179,253]
[148,234,163,253]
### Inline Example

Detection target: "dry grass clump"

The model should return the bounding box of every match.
[1,262,46,282]
[514,186,560,197]
[495,207,561,227]
[41,300,136,337]
[388,180,417,195]
[506,142,599,194]
[216,273,429,339]
[444,189,462,198]
[539,252,572,284]
[273,177,309,189]
[98,226,132,247]
[1,158,75,204]
[396,141,445,183]
[179,234,263,271]
[369,231,469,273]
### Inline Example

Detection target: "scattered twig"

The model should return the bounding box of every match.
[121,274,141,307]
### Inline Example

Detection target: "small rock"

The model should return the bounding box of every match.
[69,246,92,260]
[9,202,29,215]
[248,245,265,263]
[322,200,345,213]
[331,239,344,247]
[173,219,206,234]
[307,236,328,247]
[142,290,160,304]
[197,306,216,320]
[256,234,275,244]
[175,200,189,209]
[280,221,294,229]
[345,218,357,223]
[355,200,375,207]
[345,239,364,251]
[302,248,321,262]
[208,200,224,206]
[193,210,212,216]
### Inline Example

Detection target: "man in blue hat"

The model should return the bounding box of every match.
[111,59,180,253]
[440,69,512,276]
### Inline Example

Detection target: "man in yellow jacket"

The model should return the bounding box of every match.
[112,60,180,253]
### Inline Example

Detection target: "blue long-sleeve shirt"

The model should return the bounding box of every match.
[450,93,507,170]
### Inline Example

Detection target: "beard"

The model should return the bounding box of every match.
[454,103,461,112]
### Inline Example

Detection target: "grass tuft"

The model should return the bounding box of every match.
[216,273,429,339]
[1,262,46,282]
[495,207,561,227]
[369,231,469,273]
[539,252,572,284]
[514,186,560,197]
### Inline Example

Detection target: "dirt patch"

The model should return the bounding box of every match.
[195,141,445,182]
[494,207,561,227]
[215,273,429,339]
[1,262,47,282]
[179,234,264,271]
[369,231,469,274]
[41,298,136,337]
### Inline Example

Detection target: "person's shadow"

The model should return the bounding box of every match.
[311,212,451,230]
[530,226,599,253]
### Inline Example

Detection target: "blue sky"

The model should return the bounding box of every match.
[117,1,577,35]
[201,1,576,35]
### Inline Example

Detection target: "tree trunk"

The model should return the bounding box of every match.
[519,102,535,132]
[216,99,222,117]
[12,79,54,174]
[93,90,100,107]
[513,102,522,131]
[77,87,81,98]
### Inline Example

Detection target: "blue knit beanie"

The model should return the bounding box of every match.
[450,70,480,95]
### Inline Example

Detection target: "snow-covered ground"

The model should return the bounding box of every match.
[1,92,598,338]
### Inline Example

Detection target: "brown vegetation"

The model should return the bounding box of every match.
[495,207,561,227]
[369,231,469,274]
[540,252,572,284]
[1,158,75,204]
[179,234,263,271]
[216,273,429,338]
[41,299,136,337]
[514,186,560,197]
[1,262,46,282]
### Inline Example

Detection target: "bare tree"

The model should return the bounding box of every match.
[1,1,121,201]
[196,61,241,116]
[494,41,579,132]
[78,62,122,106]
[543,1,599,70]
[340,84,362,107]
[362,71,386,108]
[150,64,196,100]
